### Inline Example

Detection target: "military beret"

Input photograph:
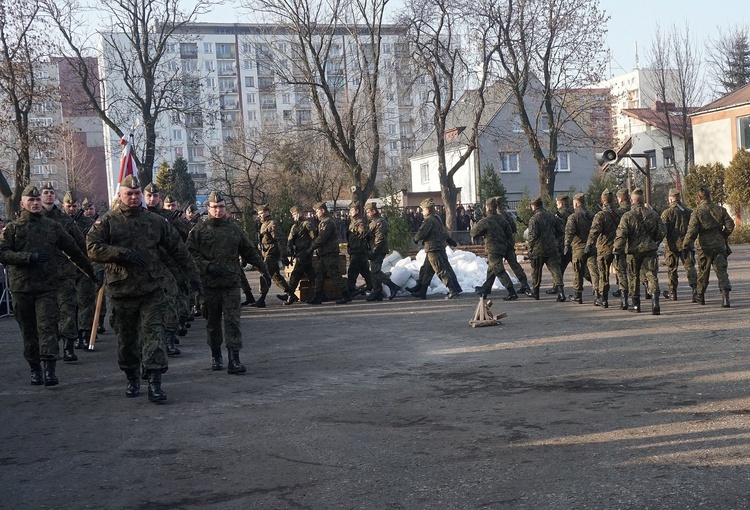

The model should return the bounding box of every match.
[616,188,629,197]
[556,194,569,202]
[120,175,140,189]
[669,188,680,197]
[313,201,327,210]
[364,201,377,211]
[40,182,55,191]
[289,205,300,214]
[632,188,644,196]
[163,194,176,204]
[531,195,543,207]
[257,203,270,214]
[82,197,92,207]
[601,188,613,199]
[419,198,434,209]
[62,190,78,204]
[573,193,585,202]
[485,197,498,208]
[22,184,40,197]
[207,191,224,203]
[143,182,160,193]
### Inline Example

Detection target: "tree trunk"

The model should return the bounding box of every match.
[439,170,458,233]
[538,159,557,201]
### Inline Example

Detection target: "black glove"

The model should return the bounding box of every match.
[304,247,313,257]
[584,244,592,255]
[289,245,296,258]
[30,252,52,264]
[96,270,105,287]
[190,276,203,294]
[447,237,458,247]
[206,263,224,277]
[124,250,149,267]
[563,245,570,256]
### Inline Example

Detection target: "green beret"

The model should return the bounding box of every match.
[163,194,176,204]
[62,190,78,204]
[313,201,327,210]
[82,197,92,207]
[419,198,434,209]
[143,182,160,193]
[40,182,55,191]
[573,193,585,202]
[485,197,498,208]
[257,203,270,214]
[120,175,140,189]
[601,188,613,199]
[556,194,569,202]
[207,191,224,203]
[22,185,40,197]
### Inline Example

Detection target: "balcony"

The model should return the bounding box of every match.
[216,51,236,60]
[218,67,236,77]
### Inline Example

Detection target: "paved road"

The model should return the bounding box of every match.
[2,247,750,509]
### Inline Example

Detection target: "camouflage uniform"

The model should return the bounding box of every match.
[564,195,599,302]
[526,200,565,300]
[71,211,98,345]
[683,190,734,306]
[309,204,349,303]
[346,205,372,294]
[614,192,631,296]
[258,208,292,298]
[554,197,574,277]
[470,200,516,299]
[366,204,399,300]
[414,202,460,298]
[586,190,620,307]
[613,191,666,314]
[0,197,94,384]
[287,208,316,301]
[661,191,698,299]
[498,208,529,292]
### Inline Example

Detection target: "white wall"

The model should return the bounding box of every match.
[693,119,733,166]
[410,149,476,205]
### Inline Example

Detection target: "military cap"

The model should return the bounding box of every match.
[348,201,361,210]
[207,191,224,203]
[257,203,270,214]
[364,201,378,211]
[120,175,140,189]
[668,188,680,197]
[22,184,40,197]
[485,196,498,208]
[163,194,176,204]
[82,197,92,207]
[62,190,78,204]
[143,182,160,193]
[313,201,327,210]
[632,188,644,196]
[419,197,434,209]
[186,203,199,214]
[531,195,543,207]
[556,194,569,202]
[573,192,585,202]
[616,188,629,197]
[40,182,55,191]
[601,188,613,199]
[289,205,301,214]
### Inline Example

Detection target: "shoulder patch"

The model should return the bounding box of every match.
[94,220,102,225]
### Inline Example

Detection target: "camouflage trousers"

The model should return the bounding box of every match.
[161,272,180,335]
[347,252,373,292]
[370,258,395,295]
[503,245,528,285]
[696,248,731,294]
[480,254,513,294]
[264,254,291,294]
[572,249,599,294]
[111,289,169,373]
[76,273,97,332]
[530,255,563,290]
[422,251,459,291]
[202,286,242,351]
[596,253,615,295]
[615,253,629,293]
[288,256,316,293]
[13,290,59,363]
[627,251,659,298]
[57,276,78,341]
[664,249,697,290]
[314,253,348,294]
[559,249,572,277]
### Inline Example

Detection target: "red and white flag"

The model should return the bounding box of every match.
[116,132,136,189]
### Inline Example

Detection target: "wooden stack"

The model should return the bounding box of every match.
[285,253,347,301]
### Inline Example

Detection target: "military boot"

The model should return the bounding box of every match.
[306,292,324,305]
[602,294,609,309]
[386,282,401,300]
[662,286,677,301]
[572,291,582,304]
[611,288,621,298]
[30,363,43,386]
[556,286,567,302]
[696,292,705,305]
[652,294,661,315]
[474,286,486,296]
[177,323,188,336]
[284,294,299,306]
[644,283,652,300]
[503,286,518,301]
[365,291,383,302]
[211,349,223,371]
[411,287,427,300]
[722,289,731,308]
[241,291,255,306]
[147,371,167,402]
[74,330,86,350]
[63,337,78,362]
[43,361,58,386]
[227,349,247,375]
[545,287,557,295]
[594,291,602,307]
[691,286,699,303]
[405,282,423,294]
[529,286,540,300]
[335,291,352,304]
[519,282,531,295]
[632,295,641,313]
[125,369,140,397]
[250,297,266,308]
[620,291,629,310]
[166,333,181,356]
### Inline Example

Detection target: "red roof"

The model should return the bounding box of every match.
[621,104,698,139]
[693,82,750,115]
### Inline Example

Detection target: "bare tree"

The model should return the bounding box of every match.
[485,0,609,200]
[57,121,99,198]
[398,0,493,230]
[707,25,750,95]
[41,0,217,185]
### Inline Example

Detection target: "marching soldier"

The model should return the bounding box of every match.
[163,194,194,335]
[284,205,316,305]
[365,202,400,301]
[546,194,573,294]
[82,198,107,333]
[586,189,619,308]
[412,198,461,299]
[257,204,293,307]
[470,197,518,300]
[683,185,734,307]
[88,176,201,402]
[526,195,565,301]
[346,202,373,298]
[187,191,271,374]
[612,188,631,307]
[661,188,698,302]
[0,185,95,386]
[498,201,530,295]
[306,202,351,305]
[564,193,599,304]
[613,188,666,315]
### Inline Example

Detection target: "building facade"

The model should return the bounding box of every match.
[691,83,750,166]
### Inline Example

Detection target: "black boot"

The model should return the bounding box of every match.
[365,291,383,301]
[632,296,641,313]
[722,289,731,308]
[556,286,567,302]
[74,330,86,350]
[545,287,557,294]
[387,282,401,300]
[405,283,423,294]
[411,287,427,300]
[691,286,699,303]
[602,295,609,309]
[503,286,518,301]
[644,285,652,300]
[211,349,223,371]
[97,323,106,335]
[336,291,352,304]
[620,291,629,310]
[445,285,460,299]
[227,349,246,375]
[177,323,188,336]
[519,282,530,295]
[594,291,602,306]
[572,291,582,304]
[166,334,181,356]
[611,288,621,298]
[63,337,78,362]
[241,291,255,306]
[43,361,58,386]
[284,293,299,305]
[30,363,43,385]
[306,292,324,305]
[652,294,661,315]
[250,297,266,308]
[147,371,167,402]
[697,292,705,305]
[529,286,540,300]
[125,369,140,397]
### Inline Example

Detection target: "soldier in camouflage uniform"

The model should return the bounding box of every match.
[40,183,87,363]
[284,205,316,305]
[586,189,620,308]
[661,188,698,302]
[564,193,599,304]
[82,198,107,334]
[0,185,95,387]
[187,191,271,374]
[346,202,373,298]
[683,185,734,308]
[545,195,573,294]
[612,188,630,301]
[498,201,530,295]
[413,198,461,299]
[63,191,98,349]
[88,176,201,402]
[526,196,565,301]
[163,195,195,334]
[470,197,518,300]
[613,188,666,315]
[306,202,351,305]
[365,202,401,301]
[257,204,293,307]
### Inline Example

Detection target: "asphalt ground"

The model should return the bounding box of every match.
[2,247,750,509]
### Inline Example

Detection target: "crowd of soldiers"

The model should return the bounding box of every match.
[0,177,735,403]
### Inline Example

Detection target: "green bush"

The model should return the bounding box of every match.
[729,225,750,245]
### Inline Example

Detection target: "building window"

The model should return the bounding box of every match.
[205,77,215,88]
[245,76,255,87]
[556,152,570,172]
[739,115,750,150]
[389,140,399,151]
[662,146,674,166]
[498,152,520,173]
[174,147,183,157]
[205,61,215,72]
[248,111,256,121]
[173,129,183,141]
[246,93,256,104]
[204,43,213,53]
[420,162,429,184]
[645,149,656,168]
[388,124,397,135]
